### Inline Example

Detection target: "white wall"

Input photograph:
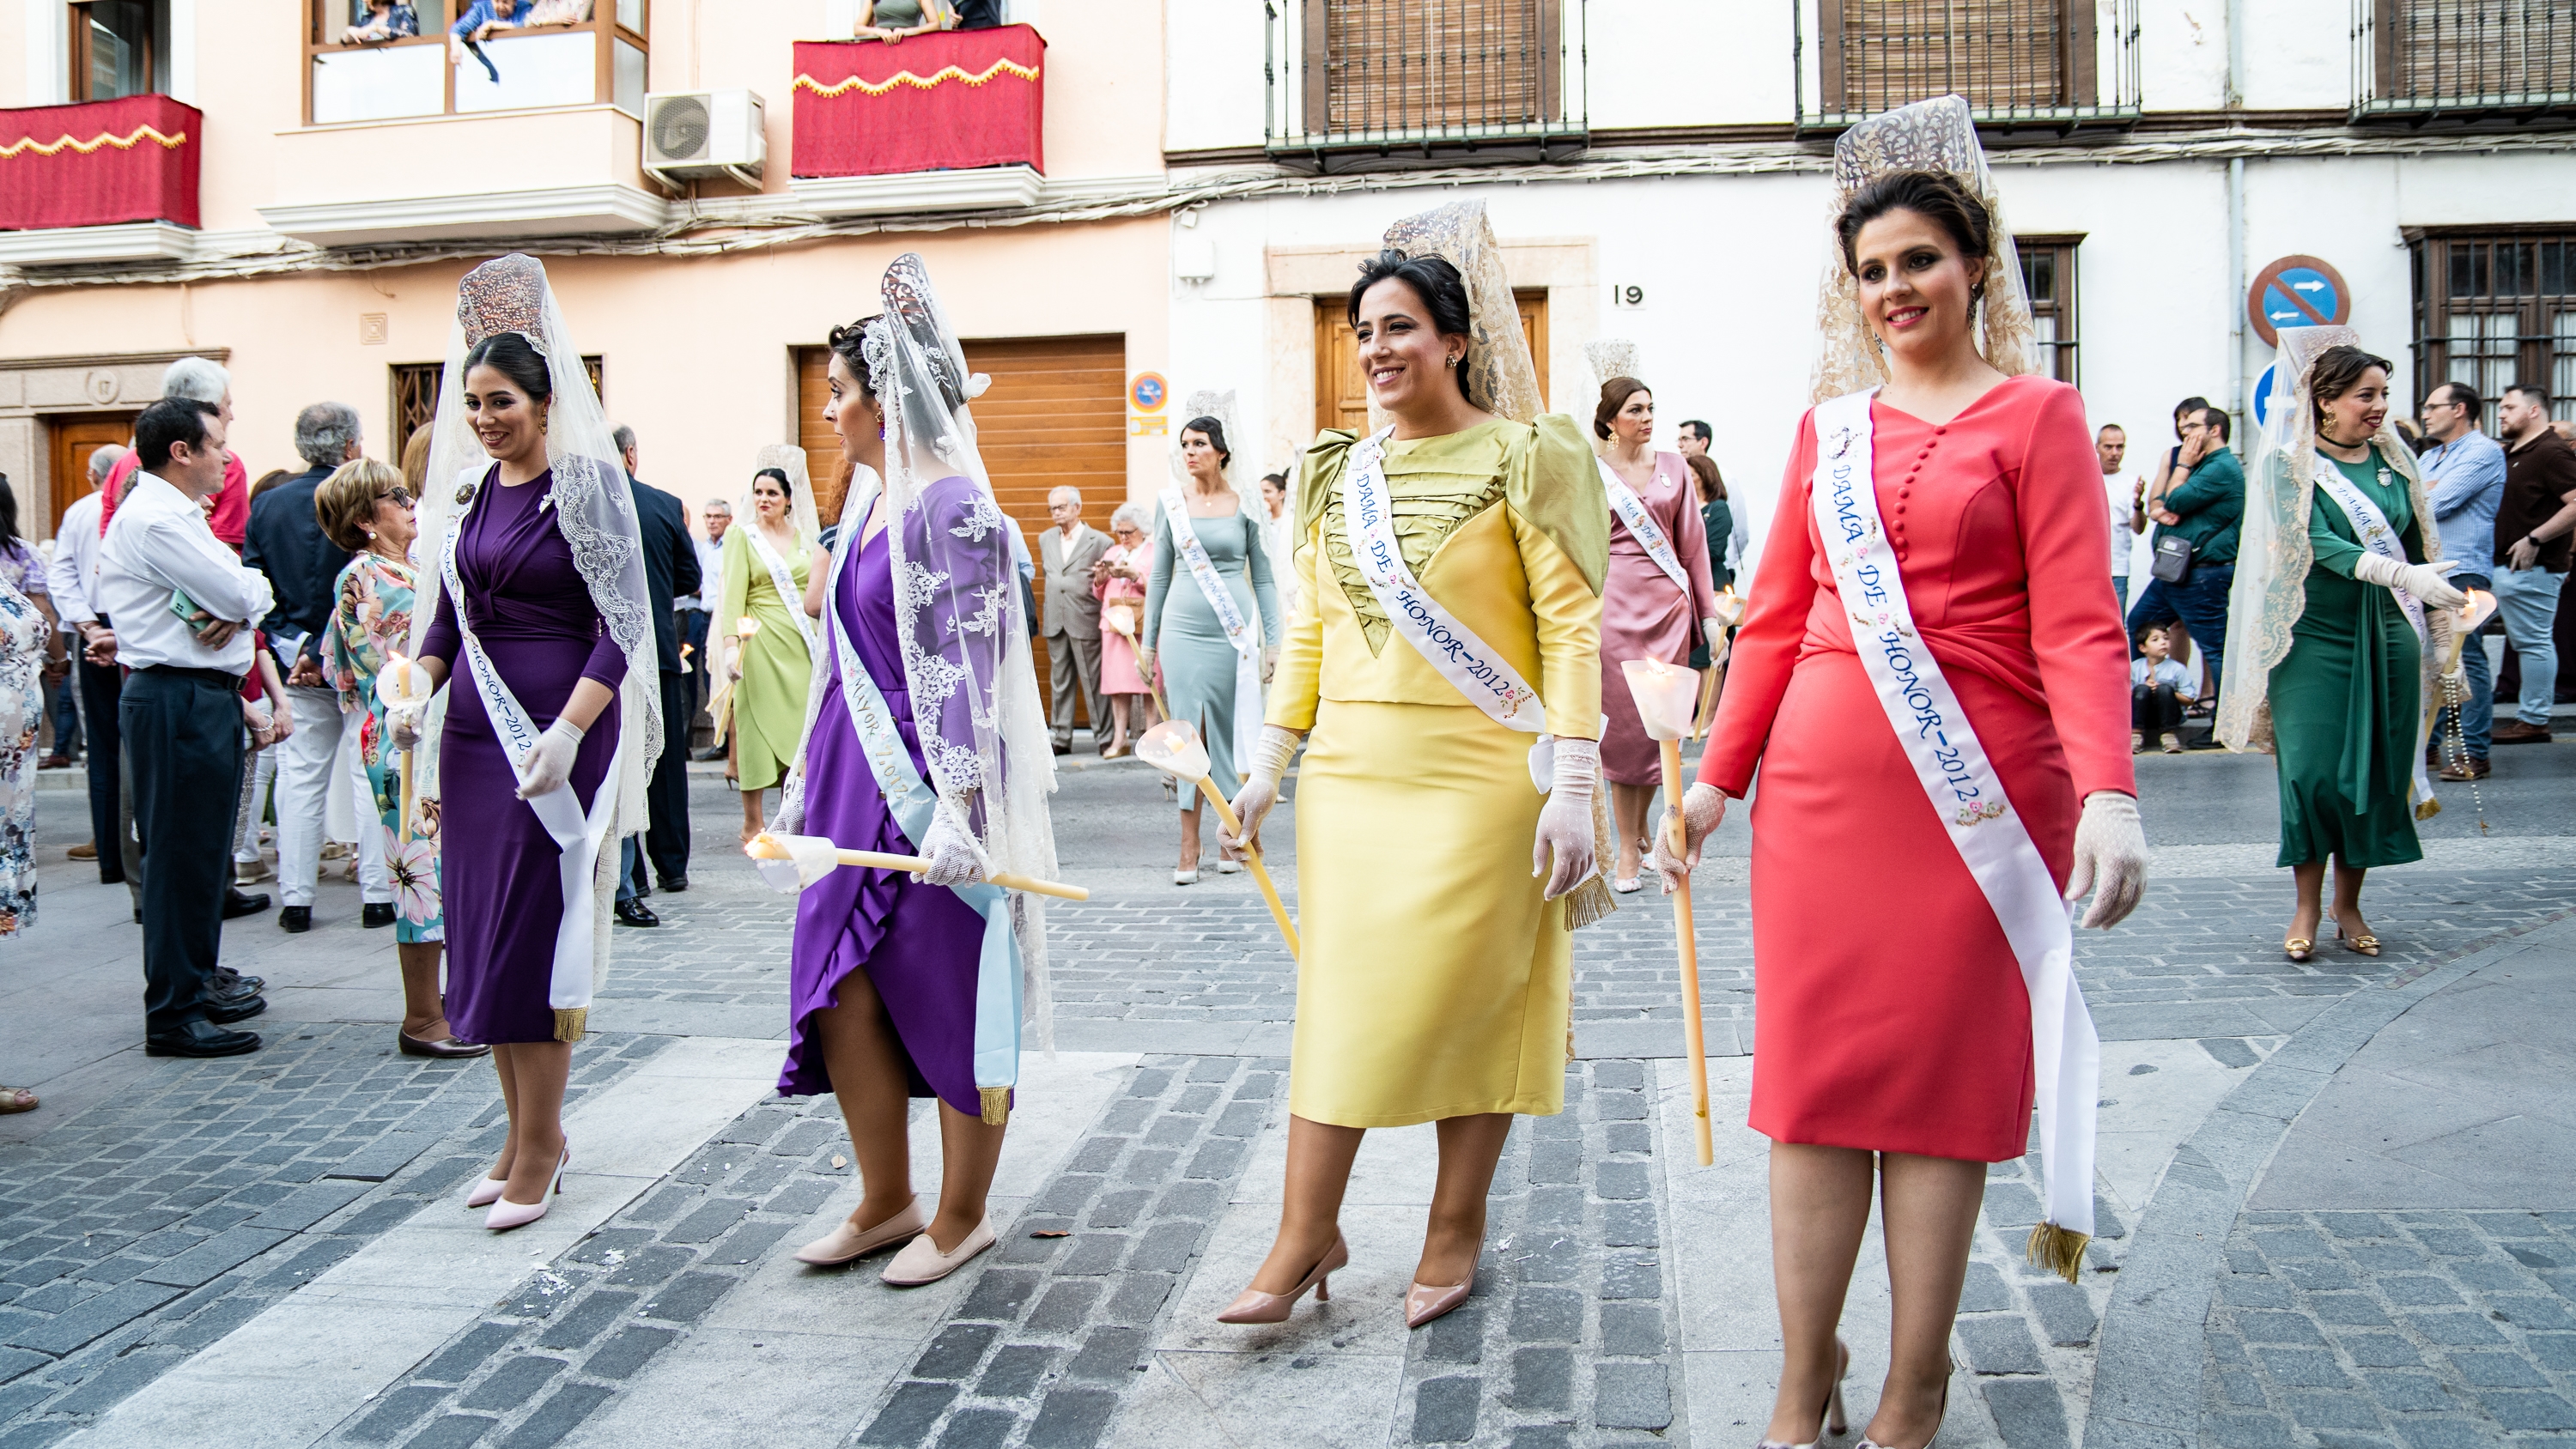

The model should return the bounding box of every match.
[1589,0,1792,129]
[1163,0,1266,152]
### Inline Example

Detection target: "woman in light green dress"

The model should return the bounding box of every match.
[719,464,817,843]
[2221,332,2466,963]
[1142,415,1281,884]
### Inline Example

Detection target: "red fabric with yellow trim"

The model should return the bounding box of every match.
[0,95,201,231]
[792,27,1044,179]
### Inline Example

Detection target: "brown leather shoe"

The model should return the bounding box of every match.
[2439,756,2491,781]
[67,841,97,861]
[398,1029,490,1059]
[2492,719,2554,744]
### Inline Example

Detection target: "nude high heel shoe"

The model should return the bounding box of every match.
[484,1148,568,1232]
[1856,1375,1947,1449]
[1757,1337,1849,1449]
[1405,1269,1475,1329]
[1217,1233,1348,1324]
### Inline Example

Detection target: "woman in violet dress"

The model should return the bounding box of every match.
[769,255,1060,1287]
[391,254,661,1232]
[1656,101,2148,1449]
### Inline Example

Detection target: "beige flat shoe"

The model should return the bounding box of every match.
[795,1198,927,1266]
[882,1217,995,1287]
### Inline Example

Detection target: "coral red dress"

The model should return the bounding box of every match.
[1698,376,2133,1162]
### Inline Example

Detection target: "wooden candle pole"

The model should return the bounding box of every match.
[1661,737,1715,1167]
[1194,779,1299,957]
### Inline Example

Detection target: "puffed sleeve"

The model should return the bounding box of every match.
[1264,431,1354,732]
[1509,415,1609,739]
[2016,383,2137,800]
[1698,412,1825,797]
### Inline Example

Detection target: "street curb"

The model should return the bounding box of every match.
[2078,919,2569,1449]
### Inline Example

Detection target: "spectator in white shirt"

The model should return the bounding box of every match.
[2130,623,2198,755]
[2098,423,2135,611]
[97,397,278,1059]
[53,445,123,884]
[687,498,731,758]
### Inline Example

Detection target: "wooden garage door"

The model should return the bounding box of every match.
[796,334,1127,715]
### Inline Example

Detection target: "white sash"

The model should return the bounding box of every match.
[1809,390,2098,1250]
[1340,427,1560,788]
[1596,456,1692,597]
[440,500,621,1022]
[746,524,818,652]
[2312,463,2436,809]
[1158,486,1263,777]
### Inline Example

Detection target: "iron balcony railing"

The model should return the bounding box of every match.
[2354,0,2576,120]
[1794,0,2142,134]
[1263,0,1587,173]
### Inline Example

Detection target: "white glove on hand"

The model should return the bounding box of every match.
[1648,782,1728,894]
[513,718,585,800]
[917,802,987,888]
[387,703,426,751]
[2064,790,2148,930]
[1223,724,1300,859]
[1532,737,1601,900]
[2352,553,2467,611]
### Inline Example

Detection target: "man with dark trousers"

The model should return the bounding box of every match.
[98,397,278,1058]
[612,425,702,923]
[53,445,123,885]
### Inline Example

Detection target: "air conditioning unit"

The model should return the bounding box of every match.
[644,89,765,188]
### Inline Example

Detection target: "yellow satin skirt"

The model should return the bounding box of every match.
[1289,698,1569,1128]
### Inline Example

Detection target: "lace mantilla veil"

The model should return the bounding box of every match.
[2218,325,2447,794]
[1810,95,2039,403]
[873,254,1060,1044]
[1371,201,1547,429]
[1170,389,1254,515]
[1585,340,1643,395]
[408,252,663,999]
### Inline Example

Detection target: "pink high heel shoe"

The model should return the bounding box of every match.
[483,1148,568,1232]
[466,1142,568,1210]
[1217,1233,1348,1324]
[1405,1270,1475,1329]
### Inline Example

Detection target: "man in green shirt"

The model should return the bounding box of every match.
[2126,405,2244,714]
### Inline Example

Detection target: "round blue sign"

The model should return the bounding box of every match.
[2251,362,2279,431]
[2261,268,2340,334]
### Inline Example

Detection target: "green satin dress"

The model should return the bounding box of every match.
[2269,454,2425,870]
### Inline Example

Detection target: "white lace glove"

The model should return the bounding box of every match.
[1532,737,1600,900]
[513,718,584,799]
[386,702,426,751]
[1223,724,1300,859]
[1649,782,1728,894]
[2352,553,2467,611]
[2065,791,2148,930]
[917,801,987,888]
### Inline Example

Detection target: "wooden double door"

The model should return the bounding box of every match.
[1313,289,1548,435]
[46,413,134,536]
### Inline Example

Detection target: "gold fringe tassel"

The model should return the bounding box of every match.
[979,1087,1011,1127]
[2025,1221,2090,1284]
[1562,785,1620,932]
[552,1008,587,1044]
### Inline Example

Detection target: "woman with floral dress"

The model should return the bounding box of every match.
[319,460,484,1060]
[0,565,46,1112]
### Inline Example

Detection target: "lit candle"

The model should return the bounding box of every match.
[1712,586,1745,627]
[1621,658,1700,741]
[738,615,762,638]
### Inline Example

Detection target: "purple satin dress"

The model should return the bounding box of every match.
[421,468,626,1045]
[779,479,1009,1118]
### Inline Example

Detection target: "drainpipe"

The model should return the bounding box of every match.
[2225,0,2246,418]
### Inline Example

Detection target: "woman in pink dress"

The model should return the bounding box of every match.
[1091,503,1156,756]
[1591,375,1719,890]
[1655,100,2148,1449]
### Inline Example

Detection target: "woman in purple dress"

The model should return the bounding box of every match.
[769,256,1060,1287]
[392,255,661,1232]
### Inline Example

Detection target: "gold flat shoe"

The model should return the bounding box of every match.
[2338,931,2380,957]
[2283,937,2314,963]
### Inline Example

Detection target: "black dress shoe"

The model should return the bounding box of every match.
[224,889,270,920]
[204,994,266,1025]
[213,970,264,994]
[146,1020,262,1058]
[656,876,687,894]
[614,897,659,928]
[398,1029,490,1059]
[361,903,397,929]
[209,977,260,1008]
[277,906,312,933]
[1051,739,1072,755]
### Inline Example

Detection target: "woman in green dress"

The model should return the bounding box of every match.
[2221,329,2466,962]
[718,453,819,843]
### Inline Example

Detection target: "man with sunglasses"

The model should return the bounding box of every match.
[244,402,394,933]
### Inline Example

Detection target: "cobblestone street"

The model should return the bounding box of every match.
[3,743,2573,1448]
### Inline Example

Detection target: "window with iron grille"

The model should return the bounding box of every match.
[2407,231,2576,408]
[2357,0,2576,115]
[1806,0,2139,127]
[1267,0,1583,164]
[2018,236,2080,387]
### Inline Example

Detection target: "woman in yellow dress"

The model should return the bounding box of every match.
[1222,201,1613,1330]
[718,450,818,842]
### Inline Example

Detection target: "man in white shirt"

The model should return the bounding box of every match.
[683,497,729,758]
[53,445,122,885]
[2098,423,2134,612]
[97,397,278,1059]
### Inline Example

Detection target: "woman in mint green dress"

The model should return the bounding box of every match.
[2221,333,2467,964]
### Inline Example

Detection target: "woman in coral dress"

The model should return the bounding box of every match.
[1657,100,2146,1449]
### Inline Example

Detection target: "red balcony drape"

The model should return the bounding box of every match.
[792,27,1045,179]
[0,95,202,232]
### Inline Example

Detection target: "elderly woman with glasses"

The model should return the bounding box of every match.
[319,458,484,1061]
